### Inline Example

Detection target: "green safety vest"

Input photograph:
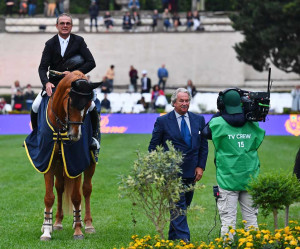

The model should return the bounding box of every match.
[210,117,265,191]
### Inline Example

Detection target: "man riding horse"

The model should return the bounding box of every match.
[31,13,100,151]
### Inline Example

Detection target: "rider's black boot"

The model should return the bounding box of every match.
[30,109,38,130]
[89,107,100,151]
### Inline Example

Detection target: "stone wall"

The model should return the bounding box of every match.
[0,32,298,94]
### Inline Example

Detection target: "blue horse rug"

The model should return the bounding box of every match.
[24,96,98,178]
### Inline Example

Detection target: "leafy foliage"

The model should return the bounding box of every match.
[119,141,187,239]
[230,0,300,74]
[248,172,300,228]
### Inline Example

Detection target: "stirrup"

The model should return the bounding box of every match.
[90,137,100,150]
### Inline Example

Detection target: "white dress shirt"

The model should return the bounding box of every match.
[58,35,70,57]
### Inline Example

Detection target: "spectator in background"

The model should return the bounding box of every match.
[151,84,165,109]
[11,80,22,108]
[162,0,169,10]
[172,12,181,32]
[293,148,300,180]
[101,76,111,94]
[157,64,168,91]
[19,0,28,17]
[137,96,149,110]
[186,11,193,31]
[106,65,115,92]
[186,79,197,98]
[57,0,64,14]
[141,70,151,93]
[28,0,37,17]
[169,0,178,13]
[89,1,99,32]
[5,0,15,17]
[128,0,140,14]
[0,98,7,113]
[162,8,171,31]
[43,0,48,17]
[291,85,300,112]
[132,11,141,31]
[129,65,138,93]
[101,93,111,112]
[192,10,204,31]
[24,84,35,111]
[13,89,24,111]
[123,11,132,31]
[104,11,114,32]
[47,0,56,17]
[151,9,159,32]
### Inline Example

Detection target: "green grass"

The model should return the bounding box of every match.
[0,135,299,249]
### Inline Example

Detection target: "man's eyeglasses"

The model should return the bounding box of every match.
[59,22,72,26]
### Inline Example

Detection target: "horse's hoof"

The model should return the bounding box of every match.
[73,234,84,240]
[40,236,51,241]
[53,224,63,230]
[85,227,96,234]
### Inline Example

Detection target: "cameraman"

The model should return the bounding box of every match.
[202,89,265,238]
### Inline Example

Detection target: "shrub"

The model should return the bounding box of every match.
[119,141,188,239]
[248,173,300,229]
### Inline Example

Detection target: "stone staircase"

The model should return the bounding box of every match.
[3,12,234,33]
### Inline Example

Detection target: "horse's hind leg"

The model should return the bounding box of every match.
[83,162,96,233]
[72,175,84,239]
[53,165,64,230]
[41,169,55,241]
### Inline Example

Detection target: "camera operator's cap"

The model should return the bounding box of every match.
[223,90,243,114]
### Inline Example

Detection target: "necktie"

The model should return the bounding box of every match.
[181,115,191,147]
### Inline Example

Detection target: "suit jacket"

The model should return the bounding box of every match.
[149,110,208,178]
[141,77,151,93]
[38,33,96,87]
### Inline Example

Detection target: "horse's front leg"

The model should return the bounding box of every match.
[41,168,55,241]
[83,162,96,233]
[53,161,64,231]
[72,175,84,240]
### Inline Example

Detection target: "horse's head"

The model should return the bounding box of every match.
[50,71,101,142]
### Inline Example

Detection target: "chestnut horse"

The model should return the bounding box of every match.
[40,71,101,240]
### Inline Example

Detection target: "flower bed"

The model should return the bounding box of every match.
[116,221,300,249]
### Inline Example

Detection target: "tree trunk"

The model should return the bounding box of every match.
[285,205,289,227]
[191,0,197,11]
[273,209,278,230]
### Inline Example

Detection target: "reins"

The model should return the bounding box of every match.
[50,91,84,137]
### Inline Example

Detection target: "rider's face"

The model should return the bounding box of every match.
[56,16,72,38]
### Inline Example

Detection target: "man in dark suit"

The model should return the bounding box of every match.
[31,13,99,150]
[148,88,208,242]
[140,70,151,93]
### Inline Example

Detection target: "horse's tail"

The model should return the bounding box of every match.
[63,176,83,215]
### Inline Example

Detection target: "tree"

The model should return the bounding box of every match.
[119,141,189,239]
[248,172,300,229]
[230,0,300,74]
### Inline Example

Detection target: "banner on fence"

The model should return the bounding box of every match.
[0,114,299,136]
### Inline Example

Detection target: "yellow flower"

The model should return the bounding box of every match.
[169,242,174,246]
[269,240,274,244]
[263,234,269,240]
[155,242,161,247]
[256,234,261,239]
[229,229,235,234]
[290,240,297,246]
[275,232,281,239]
[246,242,253,247]
[242,220,248,224]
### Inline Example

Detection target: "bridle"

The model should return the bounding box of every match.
[50,90,87,134]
